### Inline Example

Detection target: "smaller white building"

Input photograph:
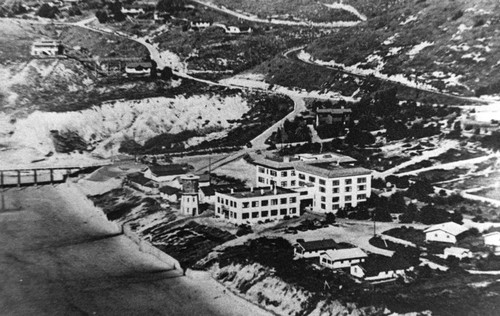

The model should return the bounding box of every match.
[122,7,145,15]
[484,231,500,255]
[442,247,473,260]
[215,186,300,225]
[31,39,63,56]
[190,21,211,29]
[424,222,467,244]
[350,256,413,283]
[319,248,367,270]
[125,62,152,76]
[294,239,338,258]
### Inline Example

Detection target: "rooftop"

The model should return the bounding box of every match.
[316,108,352,114]
[251,152,357,170]
[295,162,371,179]
[125,62,153,69]
[322,247,367,262]
[149,164,190,177]
[127,172,155,187]
[216,186,298,199]
[358,255,412,277]
[295,239,338,252]
[159,185,181,195]
[200,184,245,196]
[424,222,467,236]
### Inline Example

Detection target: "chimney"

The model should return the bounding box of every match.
[336,160,340,166]
[230,188,234,194]
[260,189,264,195]
[250,186,254,192]
[273,186,277,195]
[283,156,290,162]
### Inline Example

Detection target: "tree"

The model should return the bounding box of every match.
[419,205,450,225]
[95,10,108,23]
[406,179,434,201]
[37,3,59,18]
[400,203,418,223]
[156,0,185,12]
[336,207,348,218]
[373,207,393,222]
[325,212,336,224]
[345,127,375,147]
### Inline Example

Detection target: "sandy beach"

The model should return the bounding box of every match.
[0,183,270,316]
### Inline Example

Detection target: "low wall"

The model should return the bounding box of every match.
[185,268,211,280]
[123,224,183,271]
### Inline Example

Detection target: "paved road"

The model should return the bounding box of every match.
[0,185,269,316]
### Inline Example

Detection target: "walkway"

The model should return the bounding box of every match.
[0,185,269,316]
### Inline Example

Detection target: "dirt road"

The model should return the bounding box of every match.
[0,185,269,316]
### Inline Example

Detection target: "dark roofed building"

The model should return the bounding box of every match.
[315,107,351,127]
[294,238,338,258]
[350,255,414,283]
[144,164,191,183]
[127,172,159,193]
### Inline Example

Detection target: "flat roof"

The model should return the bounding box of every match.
[216,186,297,199]
[295,162,371,178]
[296,239,338,252]
[149,164,190,177]
[316,108,352,114]
[251,152,357,170]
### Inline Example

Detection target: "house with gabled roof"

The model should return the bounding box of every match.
[424,222,467,244]
[294,238,338,258]
[483,231,500,255]
[144,164,191,184]
[350,255,414,283]
[319,247,367,270]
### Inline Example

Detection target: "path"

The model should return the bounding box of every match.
[284,47,484,104]
[0,185,270,316]
[190,0,361,28]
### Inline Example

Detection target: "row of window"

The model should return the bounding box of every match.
[257,167,295,178]
[297,174,368,186]
[320,257,361,265]
[257,177,297,188]
[241,207,297,219]
[217,196,298,208]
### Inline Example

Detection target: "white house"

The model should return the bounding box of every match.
[125,62,152,76]
[190,21,211,29]
[350,255,413,283]
[122,7,145,15]
[294,239,338,258]
[484,231,500,255]
[144,164,190,184]
[424,222,467,244]
[319,248,367,270]
[215,186,300,225]
[442,247,473,260]
[31,39,63,56]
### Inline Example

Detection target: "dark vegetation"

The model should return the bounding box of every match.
[144,221,235,267]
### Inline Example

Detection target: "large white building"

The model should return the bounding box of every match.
[319,247,367,270]
[252,153,372,213]
[215,186,300,225]
[31,39,63,56]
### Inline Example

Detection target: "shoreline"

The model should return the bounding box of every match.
[63,179,273,316]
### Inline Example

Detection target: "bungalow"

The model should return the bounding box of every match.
[424,222,467,244]
[484,231,500,255]
[31,39,64,56]
[144,164,191,184]
[350,255,413,283]
[122,7,145,15]
[125,61,152,77]
[442,246,473,260]
[320,247,367,270]
[159,185,180,203]
[190,21,211,30]
[294,239,338,258]
[127,172,158,194]
[315,107,352,128]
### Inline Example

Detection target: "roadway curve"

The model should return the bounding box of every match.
[283,46,485,104]
[189,0,361,28]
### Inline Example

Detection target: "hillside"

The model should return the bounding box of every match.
[303,0,500,96]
